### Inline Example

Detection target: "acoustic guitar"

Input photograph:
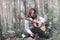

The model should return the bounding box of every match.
[17,16,46,31]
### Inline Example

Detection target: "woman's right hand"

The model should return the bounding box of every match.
[30,32,34,37]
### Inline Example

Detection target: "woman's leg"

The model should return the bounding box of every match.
[30,27,39,40]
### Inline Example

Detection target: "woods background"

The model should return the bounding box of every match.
[0,0,60,40]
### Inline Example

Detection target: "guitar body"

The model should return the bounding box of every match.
[40,25,46,31]
[32,19,46,31]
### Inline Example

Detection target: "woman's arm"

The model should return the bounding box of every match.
[25,20,34,36]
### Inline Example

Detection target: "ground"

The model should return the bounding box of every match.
[5,37,33,40]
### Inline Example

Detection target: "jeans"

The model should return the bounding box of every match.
[30,27,51,39]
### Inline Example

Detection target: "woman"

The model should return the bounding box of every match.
[25,8,46,40]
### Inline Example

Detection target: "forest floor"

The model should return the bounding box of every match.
[4,37,33,40]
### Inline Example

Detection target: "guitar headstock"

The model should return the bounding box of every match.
[17,16,23,19]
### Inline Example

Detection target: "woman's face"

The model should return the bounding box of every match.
[31,10,35,17]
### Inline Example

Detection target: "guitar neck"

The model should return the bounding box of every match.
[21,17,37,23]
[17,16,38,23]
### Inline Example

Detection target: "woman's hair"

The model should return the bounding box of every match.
[27,8,37,18]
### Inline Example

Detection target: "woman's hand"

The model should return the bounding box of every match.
[30,32,34,37]
[33,20,42,27]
